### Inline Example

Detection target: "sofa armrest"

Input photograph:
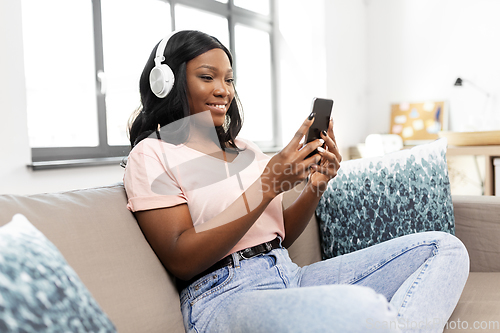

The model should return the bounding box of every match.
[453,195,500,272]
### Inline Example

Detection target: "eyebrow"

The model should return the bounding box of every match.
[196,65,233,73]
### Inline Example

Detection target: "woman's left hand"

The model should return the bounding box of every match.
[308,118,342,194]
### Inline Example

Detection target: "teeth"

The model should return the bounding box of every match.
[210,104,225,109]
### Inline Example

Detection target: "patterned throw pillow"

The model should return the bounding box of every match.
[315,138,454,259]
[0,214,117,332]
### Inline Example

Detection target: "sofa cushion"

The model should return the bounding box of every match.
[445,272,500,332]
[0,184,185,333]
[452,195,500,272]
[0,214,116,332]
[283,181,322,267]
[316,138,455,259]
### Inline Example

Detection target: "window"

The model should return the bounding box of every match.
[22,0,99,149]
[21,0,277,169]
[234,24,274,142]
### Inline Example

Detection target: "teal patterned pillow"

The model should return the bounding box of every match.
[0,214,117,332]
[316,138,454,259]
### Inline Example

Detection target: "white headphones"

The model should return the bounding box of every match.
[149,31,180,98]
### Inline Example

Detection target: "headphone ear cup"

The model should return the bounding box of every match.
[149,64,175,98]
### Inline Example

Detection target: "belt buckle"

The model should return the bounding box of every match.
[239,248,257,260]
[239,241,273,260]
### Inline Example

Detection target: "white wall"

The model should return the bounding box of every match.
[0,1,30,194]
[365,0,500,135]
[0,0,124,195]
[324,0,368,151]
[277,0,368,157]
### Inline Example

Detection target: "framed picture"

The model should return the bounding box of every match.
[390,101,447,144]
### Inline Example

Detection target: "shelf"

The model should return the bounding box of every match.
[439,130,500,146]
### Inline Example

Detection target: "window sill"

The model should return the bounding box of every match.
[28,145,282,171]
[261,145,282,155]
[28,156,126,171]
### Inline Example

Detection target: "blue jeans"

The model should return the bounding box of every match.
[180,231,469,333]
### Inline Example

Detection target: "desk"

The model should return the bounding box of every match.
[446,145,500,196]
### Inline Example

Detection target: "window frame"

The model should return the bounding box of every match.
[29,0,279,170]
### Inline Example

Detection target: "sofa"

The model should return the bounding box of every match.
[0,182,499,332]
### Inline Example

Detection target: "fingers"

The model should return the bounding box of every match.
[283,112,315,153]
[298,137,325,160]
[321,120,342,163]
[327,118,339,151]
[311,123,341,178]
[311,163,338,180]
[310,148,340,180]
[303,151,322,168]
[315,147,341,169]
[328,118,335,141]
[288,147,321,177]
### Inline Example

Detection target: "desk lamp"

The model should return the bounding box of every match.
[454,77,491,97]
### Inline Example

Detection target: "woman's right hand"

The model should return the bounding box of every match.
[260,113,325,197]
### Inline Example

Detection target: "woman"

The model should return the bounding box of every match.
[124,30,469,333]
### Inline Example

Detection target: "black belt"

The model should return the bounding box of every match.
[176,237,281,292]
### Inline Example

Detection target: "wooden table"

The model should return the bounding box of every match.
[446,145,500,196]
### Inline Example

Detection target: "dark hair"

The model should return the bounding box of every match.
[128,30,243,149]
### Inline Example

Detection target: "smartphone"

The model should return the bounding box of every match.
[304,98,334,159]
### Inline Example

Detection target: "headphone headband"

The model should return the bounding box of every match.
[154,30,179,67]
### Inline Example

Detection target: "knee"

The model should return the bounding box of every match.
[438,232,468,257]
[432,231,470,275]
[423,231,467,253]
[288,285,401,332]
[331,285,401,331]
[449,233,470,273]
[408,231,469,278]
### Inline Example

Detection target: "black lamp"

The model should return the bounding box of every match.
[453,77,490,97]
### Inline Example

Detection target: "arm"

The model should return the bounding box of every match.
[134,115,325,281]
[135,177,276,281]
[282,182,323,248]
[282,118,342,248]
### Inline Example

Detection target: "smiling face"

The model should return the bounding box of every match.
[185,48,235,127]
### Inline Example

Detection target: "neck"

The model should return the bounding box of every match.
[186,122,224,150]
[184,111,225,149]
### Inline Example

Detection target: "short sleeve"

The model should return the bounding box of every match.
[123,147,187,212]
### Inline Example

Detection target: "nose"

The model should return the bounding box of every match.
[214,79,230,97]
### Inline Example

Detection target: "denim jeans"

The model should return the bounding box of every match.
[179,231,469,333]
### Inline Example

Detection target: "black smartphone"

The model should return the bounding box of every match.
[304,97,334,159]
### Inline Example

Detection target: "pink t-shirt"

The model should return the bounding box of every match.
[123,137,285,255]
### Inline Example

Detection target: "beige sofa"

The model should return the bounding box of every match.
[0,182,499,332]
